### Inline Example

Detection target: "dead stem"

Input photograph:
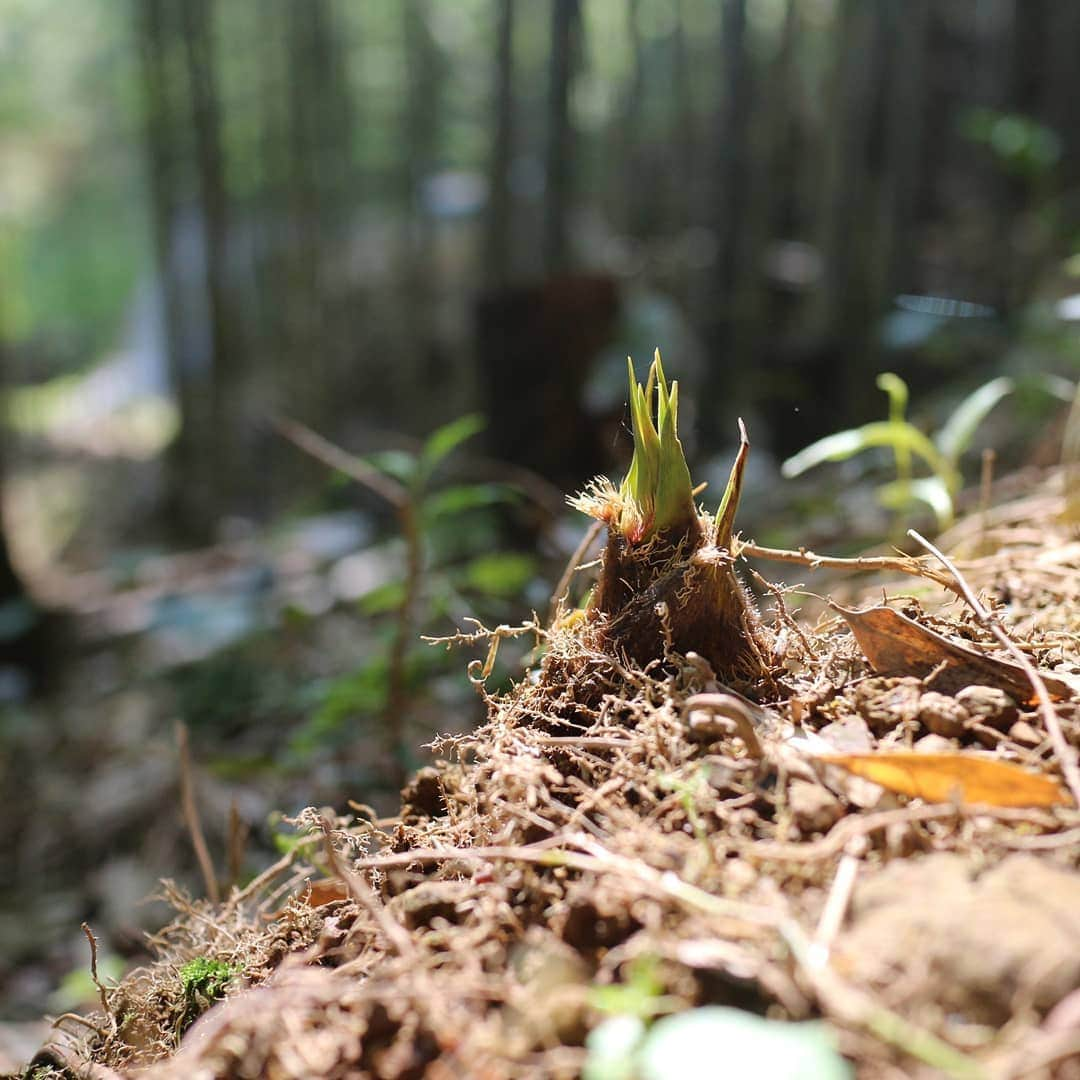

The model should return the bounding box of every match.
[226,798,248,893]
[273,414,409,508]
[812,847,862,961]
[52,1011,111,1038]
[567,835,986,1079]
[909,528,1080,808]
[747,566,820,659]
[176,722,219,903]
[548,518,603,624]
[80,922,115,1034]
[386,498,422,783]
[681,693,764,758]
[742,540,959,596]
[226,848,299,909]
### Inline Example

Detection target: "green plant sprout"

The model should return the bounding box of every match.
[278,414,531,777]
[782,372,1074,528]
[570,352,765,682]
[619,356,696,542]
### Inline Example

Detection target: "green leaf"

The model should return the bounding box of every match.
[935,373,1074,469]
[365,449,419,486]
[652,359,696,535]
[421,414,485,473]
[934,377,1015,465]
[782,421,958,493]
[878,477,955,528]
[715,422,749,548]
[637,1008,851,1080]
[782,428,876,477]
[462,552,537,597]
[291,657,390,755]
[1031,373,1076,403]
[590,956,667,1020]
[423,483,519,521]
[357,580,407,615]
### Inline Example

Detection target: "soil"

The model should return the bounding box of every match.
[13,467,1080,1079]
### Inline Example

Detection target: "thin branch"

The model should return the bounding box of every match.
[227,848,300,909]
[274,414,418,781]
[227,798,248,893]
[176,722,219,903]
[273,414,408,507]
[384,498,421,784]
[908,529,1080,808]
[51,1012,110,1037]
[746,802,1057,864]
[532,735,639,750]
[740,540,959,596]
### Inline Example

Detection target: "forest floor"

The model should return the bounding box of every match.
[10,466,1080,1079]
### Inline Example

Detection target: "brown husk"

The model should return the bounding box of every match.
[593,524,769,686]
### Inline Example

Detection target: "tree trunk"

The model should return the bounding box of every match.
[181,0,234,536]
[485,0,517,288]
[543,0,581,275]
[714,0,749,303]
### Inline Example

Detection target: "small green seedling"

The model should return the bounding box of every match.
[782,372,1073,528]
[282,413,531,771]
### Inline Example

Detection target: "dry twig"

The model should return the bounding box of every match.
[80,922,114,1032]
[548,518,603,624]
[741,540,959,596]
[176,722,219,903]
[275,414,420,784]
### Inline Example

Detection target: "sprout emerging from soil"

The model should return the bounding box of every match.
[571,351,767,683]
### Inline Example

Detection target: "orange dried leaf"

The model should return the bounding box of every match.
[300,879,350,908]
[268,878,350,920]
[818,752,1070,808]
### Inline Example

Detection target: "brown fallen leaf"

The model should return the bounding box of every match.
[832,603,1074,703]
[818,752,1071,808]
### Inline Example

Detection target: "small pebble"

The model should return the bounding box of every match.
[1008,719,1042,747]
[917,692,969,739]
[915,733,955,754]
[854,677,922,736]
[788,779,844,834]
[956,686,1018,731]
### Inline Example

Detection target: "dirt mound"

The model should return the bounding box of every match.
[24,468,1080,1079]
